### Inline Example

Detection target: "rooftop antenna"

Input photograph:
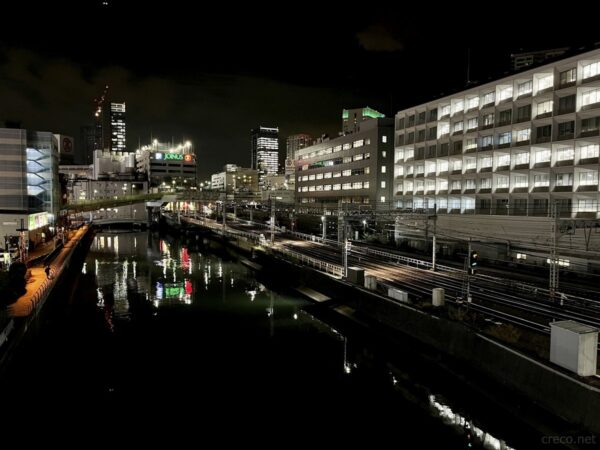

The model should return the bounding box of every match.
[466,48,471,85]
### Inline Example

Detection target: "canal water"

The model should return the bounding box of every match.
[1,232,572,447]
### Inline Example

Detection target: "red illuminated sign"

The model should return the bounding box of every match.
[184,154,193,162]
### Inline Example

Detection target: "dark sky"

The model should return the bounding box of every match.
[1,1,599,177]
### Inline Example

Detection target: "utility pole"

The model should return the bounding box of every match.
[222,202,226,230]
[343,238,350,278]
[270,195,275,244]
[549,201,559,297]
[466,238,472,303]
[432,203,437,271]
[322,207,327,241]
[337,200,344,245]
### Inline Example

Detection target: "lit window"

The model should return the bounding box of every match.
[380,181,386,188]
[479,178,491,189]
[556,148,574,161]
[537,74,553,91]
[515,152,530,165]
[534,150,551,163]
[466,97,479,110]
[583,62,600,79]
[380,196,386,203]
[516,253,527,260]
[381,165,387,173]
[382,135,388,143]
[466,118,478,130]
[516,129,531,142]
[533,174,549,187]
[517,80,532,96]
[579,172,598,185]
[498,86,513,101]
[452,100,464,114]
[481,92,495,105]
[582,88,600,106]
[496,177,509,188]
[513,176,528,188]
[498,132,511,145]
[577,199,597,212]
[580,144,600,159]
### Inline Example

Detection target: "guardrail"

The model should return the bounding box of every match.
[353,246,461,274]
[274,245,344,277]
[286,230,340,246]
[181,215,341,275]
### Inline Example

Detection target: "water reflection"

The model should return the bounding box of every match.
[76,232,533,447]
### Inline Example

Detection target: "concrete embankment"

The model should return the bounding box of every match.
[260,250,600,434]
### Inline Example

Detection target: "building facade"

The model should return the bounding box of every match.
[295,115,393,210]
[210,164,259,201]
[511,47,569,71]
[93,87,126,153]
[135,140,196,188]
[0,128,60,250]
[110,102,126,152]
[251,126,279,187]
[286,133,312,176]
[394,48,600,220]
[342,107,385,135]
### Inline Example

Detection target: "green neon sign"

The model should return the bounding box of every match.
[164,153,184,161]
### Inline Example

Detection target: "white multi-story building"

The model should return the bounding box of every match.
[393,48,600,270]
[395,48,600,220]
[295,110,393,210]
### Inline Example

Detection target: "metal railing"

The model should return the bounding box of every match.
[274,245,344,277]
[353,246,461,274]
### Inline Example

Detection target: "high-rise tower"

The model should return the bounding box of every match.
[251,126,279,187]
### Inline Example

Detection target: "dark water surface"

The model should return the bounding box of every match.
[1,231,573,447]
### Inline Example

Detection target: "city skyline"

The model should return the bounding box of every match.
[1,3,599,177]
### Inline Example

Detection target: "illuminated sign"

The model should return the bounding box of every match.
[184,154,193,162]
[154,152,185,161]
[28,212,48,231]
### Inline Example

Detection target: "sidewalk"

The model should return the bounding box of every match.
[7,226,89,318]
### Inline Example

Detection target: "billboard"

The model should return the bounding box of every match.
[56,135,74,154]
[28,212,48,231]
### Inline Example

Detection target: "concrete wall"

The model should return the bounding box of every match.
[259,252,600,433]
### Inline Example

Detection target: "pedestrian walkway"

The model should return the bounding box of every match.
[6,226,89,318]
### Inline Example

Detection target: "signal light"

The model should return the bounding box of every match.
[469,251,478,267]
[469,251,478,274]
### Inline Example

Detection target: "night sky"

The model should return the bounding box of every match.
[1,1,599,177]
